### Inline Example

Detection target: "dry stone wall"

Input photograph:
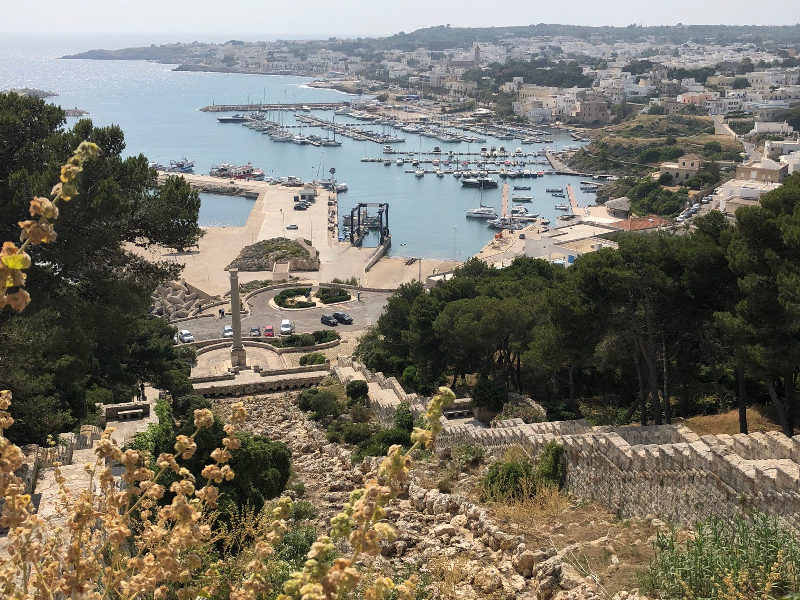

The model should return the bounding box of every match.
[333,356,800,527]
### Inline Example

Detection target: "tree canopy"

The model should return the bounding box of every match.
[0,93,202,443]
[357,178,800,435]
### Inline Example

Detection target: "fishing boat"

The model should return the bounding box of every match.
[209,163,265,180]
[148,162,165,171]
[396,158,404,166]
[555,204,570,210]
[166,158,195,173]
[487,217,524,231]
[546,188,563,193]
[383,159,391,166]
[512,195,533,202]
[217,114,248,123]
[513,185,531,190]
[414,169,425,178]
[540,219,551,225]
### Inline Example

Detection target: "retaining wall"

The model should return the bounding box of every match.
[194,373,327,398]
[333,356,800,527]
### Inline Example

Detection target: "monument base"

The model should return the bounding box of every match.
[230,347,247,368]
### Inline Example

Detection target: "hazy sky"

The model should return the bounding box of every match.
[4,0,800,39]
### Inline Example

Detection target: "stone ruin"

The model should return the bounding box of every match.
[333,356,800,529]
[149,279,215,321]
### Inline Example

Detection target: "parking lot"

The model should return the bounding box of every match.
[176,289,391,342]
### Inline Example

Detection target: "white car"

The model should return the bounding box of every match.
[280,319,295,335]
[178,330,194,343]
[222,325,233,338]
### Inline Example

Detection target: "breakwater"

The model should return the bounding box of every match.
[199,102,351,112]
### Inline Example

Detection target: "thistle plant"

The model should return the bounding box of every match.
[0,140,99,312]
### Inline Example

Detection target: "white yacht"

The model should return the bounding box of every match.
[466,205,498,219]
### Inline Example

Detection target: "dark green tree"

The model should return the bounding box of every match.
[0,93,202,443]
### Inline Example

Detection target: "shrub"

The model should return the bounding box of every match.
[325,420,344,443]
[312,329,340,344]
[479,458,534,502]
[346,380,369,401]
[274,525,318,564]
[349,403,371,423]
[283,333,317,348]
[85,385,113,409]
[401,365,419,390]
[658,172,673,185]
[341,422,375,445]
[331,276,358,286]
[274,287,312,308]
[472,375,507,412]
[491,402,545,424]
[640,511,800,599]
[172,394,211,421]
[353,427,412,462]
[299,352,326,366]
[393,402,414,432]
[316,287,351,304]
[453,443,485,469]
[436,479,453,493]
[289,482,306,497]
[297,388,343,421]
[533,441,566,489]
[289,500,318,521]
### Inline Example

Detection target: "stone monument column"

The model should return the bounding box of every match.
[229,269,247,368]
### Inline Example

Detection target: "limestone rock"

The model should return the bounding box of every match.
[433,523,456,537]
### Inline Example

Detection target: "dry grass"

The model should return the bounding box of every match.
[427,555,473,599]
[491,483,571,525]
[487,488,659,597]
[681,407,781,436]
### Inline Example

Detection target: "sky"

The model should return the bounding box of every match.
[3,0,800,40]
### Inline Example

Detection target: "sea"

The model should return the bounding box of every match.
[0,33,596,261]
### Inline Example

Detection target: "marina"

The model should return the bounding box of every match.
[10,49,597,260]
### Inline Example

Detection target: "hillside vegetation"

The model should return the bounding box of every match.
[567,114,743,177]
[227,237,320,271]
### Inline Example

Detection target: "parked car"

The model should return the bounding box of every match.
[280,319,295,335]
[249,326,261,337]
[332,312,353,325]
[222,325,233,338]
[286,224,299,230]
[263,324,274,337]
[320,314,338,327]
[178,330,194,343]
[293,204,307,211]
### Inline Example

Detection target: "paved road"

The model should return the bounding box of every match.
[176,289,390,342]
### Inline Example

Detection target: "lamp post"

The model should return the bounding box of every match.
[280,208,285,236]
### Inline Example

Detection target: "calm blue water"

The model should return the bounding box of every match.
[198,192,254,227]
[0,34,595,260]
